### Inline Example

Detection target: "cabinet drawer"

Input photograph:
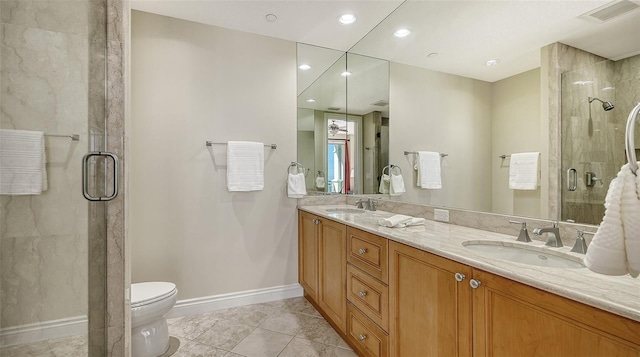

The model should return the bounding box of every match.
[347,302,389,357]
[347,227,388,283]
[347,264,389,331]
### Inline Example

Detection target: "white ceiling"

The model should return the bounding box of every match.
[131,0,640,83]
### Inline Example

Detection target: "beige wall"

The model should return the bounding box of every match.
[491,68,542,217]
[389,62,493,212]
[130,11,298,300]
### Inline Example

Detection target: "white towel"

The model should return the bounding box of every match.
[378,214,426,228]
[0,129,48,195]
[585,163,640,277]
[379,173,390,194]
[226,141,264,192]
[389,173,405,196]
[416,151,441,189]
[315,176,325,190]
[287,172,307,198]
[509,152,540,190]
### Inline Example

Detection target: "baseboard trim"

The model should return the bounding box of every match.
[0,315,87,347]
[166,283,304,319]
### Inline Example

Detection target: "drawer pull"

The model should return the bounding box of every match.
[470,279,481,289]
[358,291,367,297]
[358,334,367,341]
[358,248,368,255]
[454,272,466,282]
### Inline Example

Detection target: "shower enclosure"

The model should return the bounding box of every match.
[561,54,640,225]
[1,1,113,355]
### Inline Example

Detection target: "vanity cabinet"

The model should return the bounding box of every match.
[298,211,347,333]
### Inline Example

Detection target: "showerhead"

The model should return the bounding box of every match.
[588,96,615,111]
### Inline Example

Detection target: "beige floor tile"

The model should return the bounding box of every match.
[172,340,228,357]
[169,312,221,340]
[336,337,353,351]
[332,346,359,357]
[278,337,336,357]
[230,328,293,357]
[208,303,277,327]
[259,312,321,336]
[296,317,341,346]
[48,335,88,357]
[224,353,246,357]
[266,297,321,317]
[193,320,255,351]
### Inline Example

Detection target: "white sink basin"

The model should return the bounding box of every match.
[462,241,585,269]
[325,208,366,214]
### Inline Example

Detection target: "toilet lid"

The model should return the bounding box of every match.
[131,282,177,308]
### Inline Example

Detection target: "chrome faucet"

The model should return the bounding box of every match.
[509,220,532,243]
[355,198,376,211]
[533,221,563,247]
[571,230,595,254]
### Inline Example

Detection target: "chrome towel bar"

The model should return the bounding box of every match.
[45,133,80,141]
[206,141,277,149]
[403,151,448,157]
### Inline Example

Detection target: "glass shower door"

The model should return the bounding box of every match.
[0,0,109,355]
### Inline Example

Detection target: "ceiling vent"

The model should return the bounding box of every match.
[370,100,389,107]
[580,0,640,23]
[327,107,341,111]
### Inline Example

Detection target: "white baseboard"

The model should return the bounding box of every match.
[0,283,303,347]
[166,283,304,319]
[0,315,87,347]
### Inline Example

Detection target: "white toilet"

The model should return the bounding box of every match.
[131,282,178,357]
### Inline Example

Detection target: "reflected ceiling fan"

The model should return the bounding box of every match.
[328,120,348,136]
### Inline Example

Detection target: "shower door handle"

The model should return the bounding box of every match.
[82,151,119,201]
[567,168,577,191]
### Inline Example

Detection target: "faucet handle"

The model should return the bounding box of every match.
[571,230,595,254]
[369,198,377,211]
[552,221,559,228]
[509,220,532,243]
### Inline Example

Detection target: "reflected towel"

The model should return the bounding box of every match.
[585,163,640,277]
[509,152,540,190]
[379,173,390,194]
[0,129,47,195]
[315,176,325,190]
[417,151,441,189]
[287,172,307,198]
[378,214,426,228]
[389,173,405,196]
[226,141,264,192]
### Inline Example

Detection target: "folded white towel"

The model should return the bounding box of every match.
[287,172,307,198]
[0,129,48,195]
[226,141,264,192]
[389,173,405,196]
[378,214,426,228]
[416,151,441,189]
[585,163,640,277]
[509,152,540,190]
[379,173,390,194]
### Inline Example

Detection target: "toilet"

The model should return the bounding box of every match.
[131,282,178,357]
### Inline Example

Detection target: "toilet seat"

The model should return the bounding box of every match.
[132,282,177,308]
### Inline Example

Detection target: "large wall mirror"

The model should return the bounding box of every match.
[297,1,640,226]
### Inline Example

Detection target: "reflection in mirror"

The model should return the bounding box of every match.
[297,44,390,195]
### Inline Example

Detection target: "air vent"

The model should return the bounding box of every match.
[370,100,389,107]
[580,0,640,23]
[327,107,341,111]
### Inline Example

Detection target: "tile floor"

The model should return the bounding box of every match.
[0,297,358,357]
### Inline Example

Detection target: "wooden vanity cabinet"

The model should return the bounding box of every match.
[298,211,347,333]
[389,241,473,357]
[472,269,640,356]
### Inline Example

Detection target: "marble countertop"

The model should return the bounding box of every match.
[299,205,640,322]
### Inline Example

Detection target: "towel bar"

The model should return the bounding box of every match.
[206,141,277,149]
[289,162,304,175]
[499,154,511,159]
[403,151,448,157]
[45,133,80,141]
[626,103,640,175]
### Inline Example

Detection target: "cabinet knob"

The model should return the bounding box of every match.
[358,248,367,255]
[358,334,367,341]
[470,279,481,289]
[313,219,320,225]
[358,291,367,297]
[454,272,466,282]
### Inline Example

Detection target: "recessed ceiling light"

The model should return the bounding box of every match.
[485,59,500,66]
[306,99,316,103]
[427,52,438,58]
[394,29,411,38]
[602,86,615,91]
[340,71,352,77]
[298,64,311,71]
[338,14,356,25]
[265,14,277,22]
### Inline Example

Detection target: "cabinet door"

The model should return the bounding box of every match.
[298,211,319,301]
[472,269,640,356]
[389,241,472,357]
[318,217,348,333]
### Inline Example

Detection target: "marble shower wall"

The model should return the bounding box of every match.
[560,53,640,224]
[0,0,106,330]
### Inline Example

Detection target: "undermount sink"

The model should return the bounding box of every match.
[325,208,366,214]
[462,241,585,269]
